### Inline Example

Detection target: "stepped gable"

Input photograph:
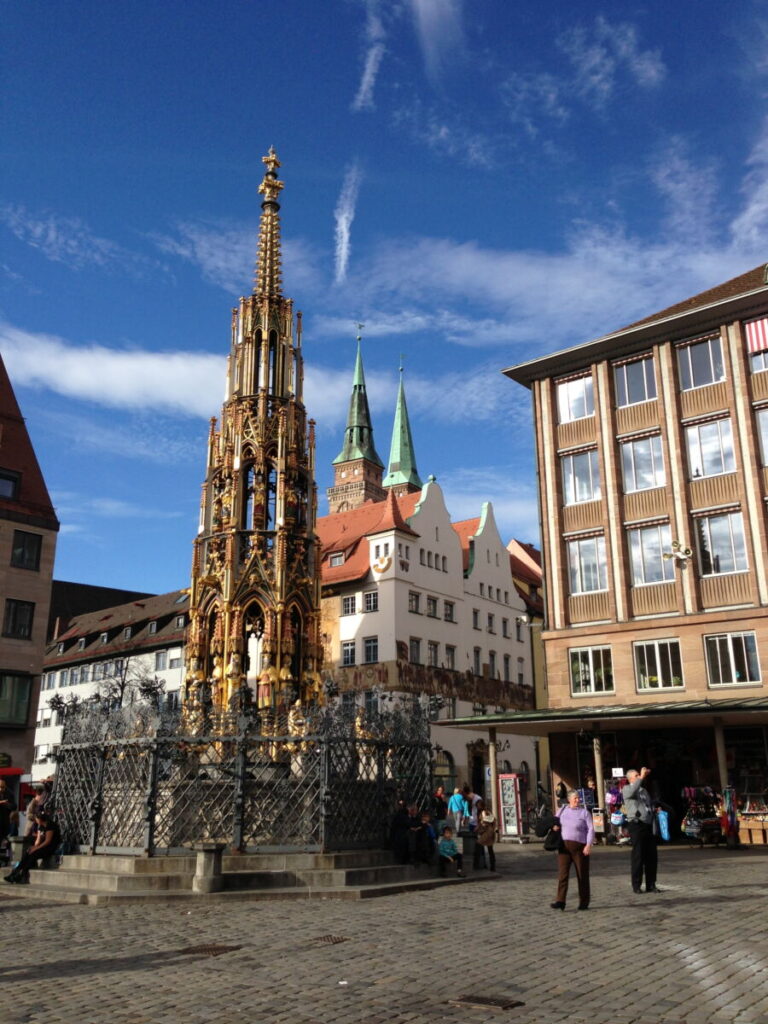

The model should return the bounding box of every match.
[451,517,481,572]
[0,352,59,531]
[317,491,421,585]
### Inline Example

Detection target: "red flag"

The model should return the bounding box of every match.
[746,317,768,354]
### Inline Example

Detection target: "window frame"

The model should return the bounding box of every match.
[634,638,684,691]
[341,595,356,616]
[621,434,665,493]
[567,535,608,595]
[10,530,42,571]
[628,522,675,586]
[409,637,421,664]
[569,646,615,696]
[363,591,378,613]
[556,375,594,424]
[704,631,761,687]
[614,355,657,408]
[677,336,725,391]
[408,591,421,614]
[2,598,35,640]
[341,640,356,667]
[363,636,378,664]
[695,511,748,576]
[685,418,735,480]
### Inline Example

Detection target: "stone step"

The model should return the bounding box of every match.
[6,872,498,906]
[221,849,394,871]
[26,868,194,893]
[62,854,197,875]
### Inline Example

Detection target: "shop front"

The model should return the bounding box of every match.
[443,696,768,844]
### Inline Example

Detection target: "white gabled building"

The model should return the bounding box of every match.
[317,345,538,801]
[32,590,189,781]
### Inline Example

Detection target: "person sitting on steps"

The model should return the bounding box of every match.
[4,812,61,885]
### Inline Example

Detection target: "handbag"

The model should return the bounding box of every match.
[610,811,625,826]
[543,827,562,852]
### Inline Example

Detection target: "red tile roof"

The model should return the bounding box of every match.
[0,353,59,530]
[624,263,768,330]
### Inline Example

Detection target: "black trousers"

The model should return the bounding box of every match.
[628,821,657,889]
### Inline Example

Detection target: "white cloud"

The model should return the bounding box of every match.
[500,72,569,137]
[1,323,224,418]
[333,163,363,285]
[408,0,465,84]
[36,408,202,464]
[0,204,158,274]
[392,101,494,166]
[352,0,387,111]
[558,16,665,109]
[152,221,322,297]
[312,308,510,346]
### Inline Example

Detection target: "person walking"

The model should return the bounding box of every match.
[431,785,448,836]
[550,789,594,911]
[446,787,467,834]
[622,767,659,893]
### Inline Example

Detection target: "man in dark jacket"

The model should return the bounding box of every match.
[622,767,659,893]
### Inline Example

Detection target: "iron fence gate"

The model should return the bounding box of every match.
[53,698,432,855]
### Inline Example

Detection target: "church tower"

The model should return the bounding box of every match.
[382,365,423,498]
[326,330,385,513]
[185,149,323,716]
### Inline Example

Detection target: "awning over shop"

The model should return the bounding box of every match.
[441,695,768,736]
[0,767,24,776]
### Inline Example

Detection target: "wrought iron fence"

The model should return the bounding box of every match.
[52,697,432,855]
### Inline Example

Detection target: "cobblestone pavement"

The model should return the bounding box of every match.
[2,844,768,1024]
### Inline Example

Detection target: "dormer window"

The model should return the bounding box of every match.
[175,615,185,629]
[100,632,108,644]
[329,552,344,567]
[77,638,86,651]
[123,627,131,640]
[57,641,65,654]
[149,621,158,635]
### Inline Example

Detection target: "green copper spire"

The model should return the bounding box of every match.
[382,364,422,490]
[332,332,384,467]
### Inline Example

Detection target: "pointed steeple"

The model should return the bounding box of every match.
[254,146,284,299]
[383,364,422,493]
[326,326,387,514]
[332,331,383,468]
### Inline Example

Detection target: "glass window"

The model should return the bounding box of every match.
[409,638,421,664]
[562,449,601,505]
[100,632,108,644]
[757,409,768,466]
[472,608,480,629]
[635,639,683,689]
[473,647,481,675]
[408,591,420,613]
[169,649,182,669]
[341,595,356,616]
[149,621,158,635]
[488,651,497,677]
[503,654,510,682]
[363,636,378,664]
[614,357,656,407]
[0,673,31,725]
[0,470,20,500]
[428,641,439,667]
[123,627,131,640]
[557,376,594,423]
[686,419,735,479]
[444,601,455,622]
[567,536,607,594]
[426,596,438,617]
[341,640,355,666]
[705,632,760,686]
[621,435,665,493]
[752,350,768,373]
[364,591,378,612]
[569,647,614,695]
[696,512,748,575]
[487,614,495,633]
[155,650,168,671]
[502,618,509,638]
[2,599,34,640]
[629,523,675,585]
[445,645,456,670]
[677,337,725,390]
[10,530,42,571]
[517,657,525,686]
[329,552,344,567]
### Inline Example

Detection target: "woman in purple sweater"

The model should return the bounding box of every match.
[550,790,595,911]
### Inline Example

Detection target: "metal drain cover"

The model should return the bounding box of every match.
[316,934,350,945]
[179,944,243,957]
[450,996,525,1011]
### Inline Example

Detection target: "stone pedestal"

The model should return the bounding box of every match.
[192,843,226,893]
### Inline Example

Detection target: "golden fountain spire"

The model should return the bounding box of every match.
[255,146,284,298]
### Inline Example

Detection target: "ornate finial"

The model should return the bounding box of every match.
[355,321,365,343]
[255,148,284,297]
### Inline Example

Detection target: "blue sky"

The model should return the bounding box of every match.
[3,0,768,594]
